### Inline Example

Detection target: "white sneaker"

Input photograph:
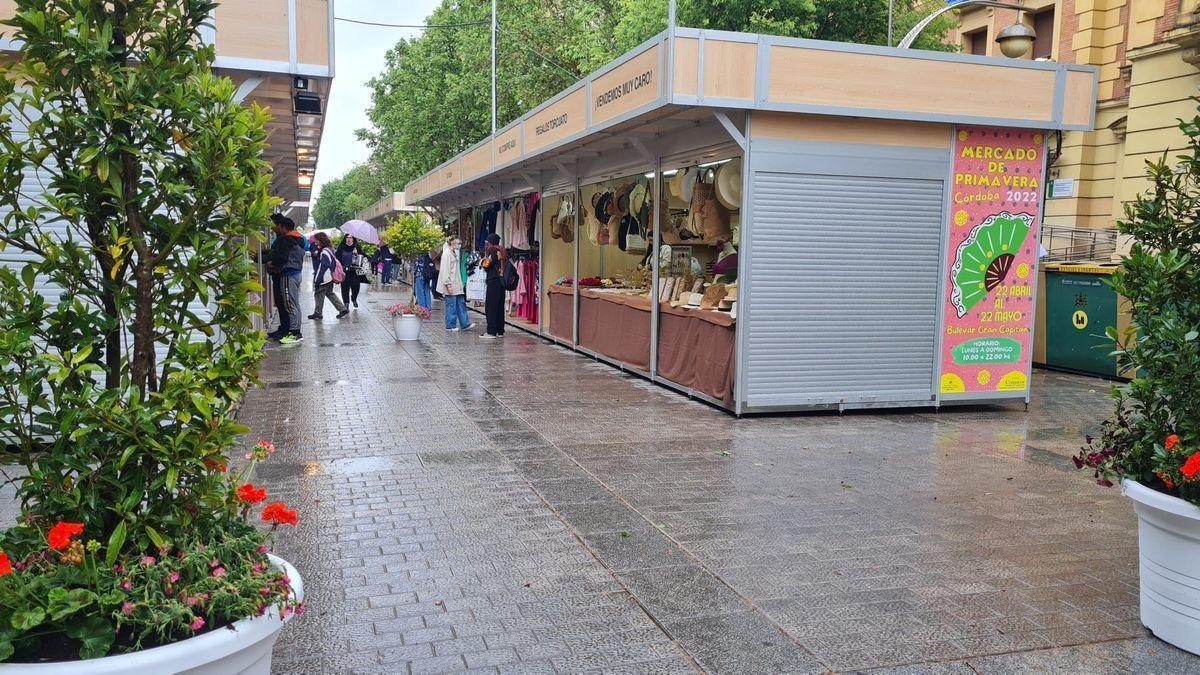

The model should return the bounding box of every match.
[448,327,461,332]
[479,333,499,339]
[462,323,476,331]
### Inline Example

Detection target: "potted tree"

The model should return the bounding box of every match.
[381,212,445,296]
[1074,110,1200,655]
[385,302,432,341]
[0,0,302,669]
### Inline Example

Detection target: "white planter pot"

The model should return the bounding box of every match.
[392,314,422,341]
[1,555,303,674]
[1123,479,1200,655]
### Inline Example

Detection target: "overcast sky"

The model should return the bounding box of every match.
[310,0,443,218]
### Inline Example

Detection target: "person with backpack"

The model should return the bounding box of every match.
[310,232,350,321]
[266,214,305,344]
[480,233,508,339]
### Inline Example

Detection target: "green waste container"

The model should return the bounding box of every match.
[1042,262,1124,378]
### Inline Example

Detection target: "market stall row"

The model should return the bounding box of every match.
[408,27,1097,414]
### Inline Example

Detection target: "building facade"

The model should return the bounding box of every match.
[956,0,1198,242]
[0,0,336,223]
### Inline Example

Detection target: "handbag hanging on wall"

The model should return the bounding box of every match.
[685,173,731,242]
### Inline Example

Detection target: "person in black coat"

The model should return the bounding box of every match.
[336,236,365,308]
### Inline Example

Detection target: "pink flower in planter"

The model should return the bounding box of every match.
[121,602,135,617]
[168,571,180,584]
[211,566,226,578]
[121,579,133,591]
[190,616,205,631]
[139,555,155,566]
[257,545,269,554]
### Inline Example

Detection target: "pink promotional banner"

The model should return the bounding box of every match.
[940,126,1045,397]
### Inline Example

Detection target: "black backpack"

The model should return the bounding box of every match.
[503,259,520,292]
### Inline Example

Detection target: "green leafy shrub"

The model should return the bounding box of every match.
[0,0,300,661]
[381,213,445,261]
[1074,108,1200,506]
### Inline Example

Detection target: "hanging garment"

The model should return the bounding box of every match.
[510,197,530,250]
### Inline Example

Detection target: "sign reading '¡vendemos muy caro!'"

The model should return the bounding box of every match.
[940,126,1045,397]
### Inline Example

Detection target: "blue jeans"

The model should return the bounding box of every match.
[382,259,393,284]
[444,294,469,329]
[415,273,432,310]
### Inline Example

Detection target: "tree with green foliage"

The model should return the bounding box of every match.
[311,164,385,230]
[382,213,446,263]
[360,0,958,192]
[0,0,298,661]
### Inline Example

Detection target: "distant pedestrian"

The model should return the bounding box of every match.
[337,235,366,308]
[414,249,435,310]
[310,232,349,321]
[480,233,506,339]
[437,237,472,331]
[378,244,394,285]
[308,236,319,276]
[266,214,305,344]
[431,249,444,301]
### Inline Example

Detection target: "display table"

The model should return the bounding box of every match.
[546,285,735,404]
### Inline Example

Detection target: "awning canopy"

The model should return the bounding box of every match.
[408,27,1098,209]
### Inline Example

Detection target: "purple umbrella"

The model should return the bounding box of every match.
[340,219,381,245]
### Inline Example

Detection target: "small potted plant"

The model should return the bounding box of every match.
[1073,110,1200,655]
[387,302,432,341]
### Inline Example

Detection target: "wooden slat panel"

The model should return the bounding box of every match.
[216,0,289,62]
[767,45,1056,122]
[1063,70,1095,127]
[751,112,951,149]
[296,0,329,67]
[703,40,755,100]
[673,37,698,97]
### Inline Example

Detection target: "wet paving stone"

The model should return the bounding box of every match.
[55,282,1190,674]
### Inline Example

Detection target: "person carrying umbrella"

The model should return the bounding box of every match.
[336,235,366,308]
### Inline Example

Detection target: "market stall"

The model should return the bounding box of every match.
[405,27,1097,414]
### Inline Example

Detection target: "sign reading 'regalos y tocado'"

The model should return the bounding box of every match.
[939,126,1045,397]
[591,45,659,125]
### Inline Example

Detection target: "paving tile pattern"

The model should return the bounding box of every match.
[6,280,1197,673]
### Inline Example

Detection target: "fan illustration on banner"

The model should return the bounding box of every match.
[949,211,1034,318]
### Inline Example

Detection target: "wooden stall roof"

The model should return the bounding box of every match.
[407,27,1098,208]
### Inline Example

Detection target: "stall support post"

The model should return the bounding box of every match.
[649,158,662,377]
[572,183,581,349]
[490,0,497,135]
[733,113,753,415]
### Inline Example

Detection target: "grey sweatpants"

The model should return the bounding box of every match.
[283,273,301,331]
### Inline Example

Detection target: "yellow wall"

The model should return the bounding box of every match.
[956,0,1198,248]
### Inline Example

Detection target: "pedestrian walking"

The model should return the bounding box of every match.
[310,232,350,321]
[431,248,444,301]
[437,237,473,331]
[480,233,506,339]
[308,236,319,277]
[414,249,435,310]
[266,214,305,344]
[336,235,366,308]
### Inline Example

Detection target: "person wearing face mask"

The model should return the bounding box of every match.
[437,237,473,331]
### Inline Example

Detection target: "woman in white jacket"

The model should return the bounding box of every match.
[437,238,473,331]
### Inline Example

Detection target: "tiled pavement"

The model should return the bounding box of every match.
[5,278,1196,673]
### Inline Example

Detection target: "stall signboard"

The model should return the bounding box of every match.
[591,44,660,125]
[494,125,522,166]
[525,88,586,154]
[939,126,1045,397]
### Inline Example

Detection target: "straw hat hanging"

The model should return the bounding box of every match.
[714,158,742,211]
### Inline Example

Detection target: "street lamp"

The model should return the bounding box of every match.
[897,0,1036,58]
[995,21,1038,58]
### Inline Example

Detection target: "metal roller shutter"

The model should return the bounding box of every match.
[743,143,947,409]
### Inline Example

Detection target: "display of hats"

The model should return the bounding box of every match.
[594,192,613,225]
[629,182,648,215]
[715,158,742,211]
[668,167,696,202]
[615,185,630,216]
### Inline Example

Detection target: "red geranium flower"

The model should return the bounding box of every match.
[261,501,298,526]
[1181,452,1200,480]
[237,483,267,504]
[47,522,84,551]
[203,458,227,473]
[1165,434,1181,451]
[0,552,11,576]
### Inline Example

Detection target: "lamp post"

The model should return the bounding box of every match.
[897,0,1036,57]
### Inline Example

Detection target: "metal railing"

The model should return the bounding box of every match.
[1039,224,1120,262]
